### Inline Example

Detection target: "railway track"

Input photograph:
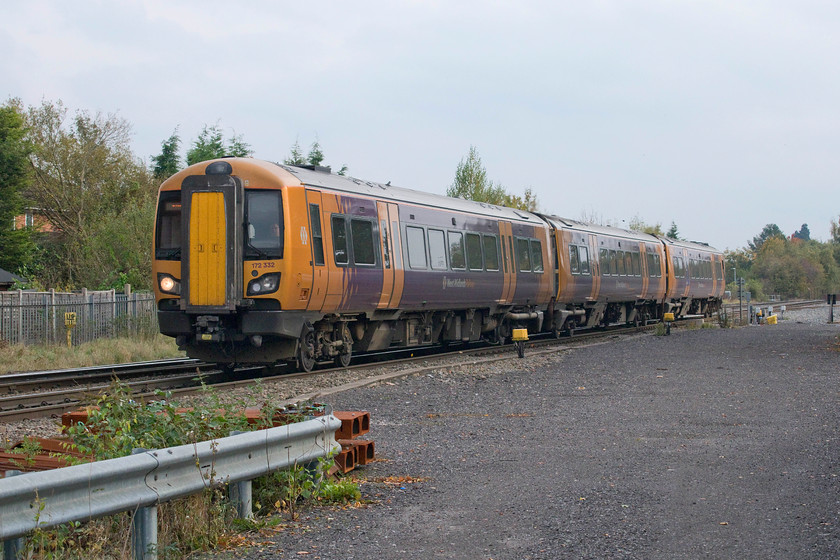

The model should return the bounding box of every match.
[0,322,659,423]
[15,300,804,424]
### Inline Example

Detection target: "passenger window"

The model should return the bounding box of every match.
[466,233,483,270]
[600,248,610,276]
[631,252,641,276]
[483,235,499,271]
[428,229,447,270]
[530,240,543,272]
[569,246,580,274]
[332,215,348,265]
[309,204,325,266]
[579,246,590,274]
[406,226,427,269]
[616,250,626,276]
[517,238,532,272]
[609,249,618,275]
[351,219,376,265]
[449,231,465,270]
[653,254,661,277]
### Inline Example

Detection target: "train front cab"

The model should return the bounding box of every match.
[154,159,322,366]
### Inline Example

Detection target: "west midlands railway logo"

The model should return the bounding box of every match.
[442,276,475,290]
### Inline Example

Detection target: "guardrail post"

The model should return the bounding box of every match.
[228,431,253,519]
[2,471,25,560]
[230,480,253,520]
[130,449,157,560]
[131,504,157,560]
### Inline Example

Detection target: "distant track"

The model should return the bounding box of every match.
[0,317,692,423]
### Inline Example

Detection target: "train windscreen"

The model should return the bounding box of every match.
[245,190,284,259]
[155,191,182,260]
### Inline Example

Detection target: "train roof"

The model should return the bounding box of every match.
[541,214,722,254]
[540,215,661,244]
[280,163,542,225]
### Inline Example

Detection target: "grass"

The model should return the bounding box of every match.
[0,334,184,375]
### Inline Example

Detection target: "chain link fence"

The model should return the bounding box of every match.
[0,288,157,346]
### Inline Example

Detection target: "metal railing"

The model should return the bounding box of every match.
[0,415,341,559]
[0,289,156,346]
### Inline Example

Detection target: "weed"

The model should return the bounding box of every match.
[27,382,361,559]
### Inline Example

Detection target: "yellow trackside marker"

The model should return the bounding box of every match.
[512,328,529,342]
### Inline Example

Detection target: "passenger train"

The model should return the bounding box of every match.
[153,158,725,371]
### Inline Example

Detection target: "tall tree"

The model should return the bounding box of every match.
[227,131,251,158]
[628,215,664,236]
[185,124,253,165]
[748,223,785,252]
[666,221,680,239]
[151,128,181,180]
[284,139,305,165]
[447,146,537,211]
[0,99,35,272]
[24,99,157,289]
[307,139,325,166]
[791,223,811,242]
[186,124,225,165]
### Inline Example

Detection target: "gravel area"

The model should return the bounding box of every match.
[214,316,839,559]
[4,307,839,558]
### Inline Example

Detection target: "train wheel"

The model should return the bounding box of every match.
[298,330,316,372]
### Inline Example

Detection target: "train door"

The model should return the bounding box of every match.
[305,190,328,311]
[376,201,395,309]
[181,175,241,313]
[386,203,404,308]
[588,233,600,301]
[499,221,516,303]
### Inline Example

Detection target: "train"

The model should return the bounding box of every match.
[153,157,725,371]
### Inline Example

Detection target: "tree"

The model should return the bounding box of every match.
[186,124,224,165]
[628,215,664,236]
[666,221,680,239]
[447,146,538,211]
[227,131,251,158]
[0,99,35,272]
[23,99,157,289]
[185,124,253,166]
[151,128,181,180]
[791,223,811,242]
[748,223,785,252]
[307,139,324,166]
[284,139,306,165]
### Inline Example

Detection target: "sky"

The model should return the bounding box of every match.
[2,0,839,251]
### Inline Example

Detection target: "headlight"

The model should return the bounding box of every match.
[158,273,180,295]
[247,273,280,296]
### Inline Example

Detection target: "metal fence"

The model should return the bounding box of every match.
[0,289,156,346]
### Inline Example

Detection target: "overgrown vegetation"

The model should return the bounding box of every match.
[0,334,182,375]
[11,382,360,559]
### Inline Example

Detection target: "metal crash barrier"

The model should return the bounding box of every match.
[0,415,340,559]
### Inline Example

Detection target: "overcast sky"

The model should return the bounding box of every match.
[3,1,838,252]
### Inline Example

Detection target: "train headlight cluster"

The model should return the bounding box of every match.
[247,273,280,296]
[158,273,181,295]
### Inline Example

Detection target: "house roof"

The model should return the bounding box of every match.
[0,268,24,285]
